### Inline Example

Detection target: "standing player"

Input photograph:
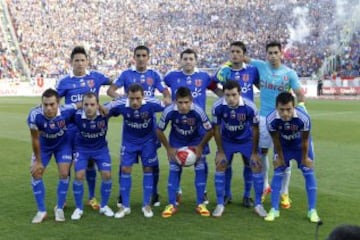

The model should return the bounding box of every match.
[27,89,78,223]
[108,84,165,218]
[211,81,266,217]
[107,45,171,207]
[156,87,213,218]
[264,92,320,223]
[56,46,112,210]
[70,93,114,220]
[213,41,260,206]
[217,41,306,208]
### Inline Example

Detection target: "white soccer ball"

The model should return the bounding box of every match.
[175,146,197,167]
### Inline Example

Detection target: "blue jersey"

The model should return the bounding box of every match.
[157,103,212,148]
[164,69,212,109]
[73,110,110,151]
[212,96,259,143]
[250,59,301,116]
[114,66,165,97]
[27,104,77,150]
[107,97,164,144]
[56,70,110,103]
[214,64,259,100]
[266,107,311,150]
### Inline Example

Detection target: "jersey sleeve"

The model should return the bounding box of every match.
[55,77,67,97]
[252,67,260,86]
[244,99,259,125]
[154,71,165,92]
[249,59,266,70]
[27,108,39,130]
[288,69,301,91]
[99,72,111,85]
[211,104,221,126]
[195,105,212,131]
[114,72,126,88]
[157,105,172,131]
[266,114,277,132]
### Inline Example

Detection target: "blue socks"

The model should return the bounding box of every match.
[57,177,69,209]
[243,166,252,198]
[214,171,225,205]
[252,172,264,206]
[302,167,317,210]
[168,162,180,206]
[143,172,153,206]
[86,167,97,200]
[120,172,131,208]
[73,180,84,210]
[194,160,206,205]
[31,178,46,212]
[100,179,112,208]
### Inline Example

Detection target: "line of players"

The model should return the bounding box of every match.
[28,42,320,223]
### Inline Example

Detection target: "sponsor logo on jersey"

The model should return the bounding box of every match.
[87,79,95,88]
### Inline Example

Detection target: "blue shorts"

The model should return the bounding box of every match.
[74,146,111,172]
[32,144,72,168]
[120,138,158,167]
[275,140,315,168]
[222,140,252,166]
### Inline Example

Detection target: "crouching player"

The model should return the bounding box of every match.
[156,87,213,218]
[70,92,114,220]
[27,89,78,223]
[211,81,266,217]
[265,92,320,223]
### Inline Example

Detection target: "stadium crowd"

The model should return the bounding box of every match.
[3,0,360,79]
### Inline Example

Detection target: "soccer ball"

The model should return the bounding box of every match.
[175,146,197,167]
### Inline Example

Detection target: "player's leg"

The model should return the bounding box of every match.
[151,140,161,207]
[259,116,272,201]
[71,152,87,221]
[280,163,292,209]
[86,159,99,210]
[242,155,254,208]
[194,155,210,217]
[162,160,180,218]
[212,151,230,217]
[249,153,267,217]
[224,158,233,205]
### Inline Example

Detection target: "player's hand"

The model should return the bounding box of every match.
[273,155,286,169]
[167,147,177,162]
[215,151,227,170]
[301,157,314,168]
[250,153,262,171]
[31,161,44,179]
[216,62,232,83]
[99,105,109,116]
[163,96,172,106]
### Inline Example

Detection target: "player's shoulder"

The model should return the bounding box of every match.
[146,68,162,76]
[295,107,311,121]
[56,74,71,85]
[29,105,43,117]
[164,69,181,77]
[60,104,76,112]
[213,97,224,109]
[89,70,108,78]
[196,69,211,77]
[266,109,278,122]
[193,103,206,115]
[144,97,161,105]
[243,97,257,110]
[111,97,127,107]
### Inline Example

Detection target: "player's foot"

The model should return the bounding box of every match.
[54,207,65,222]
[117,195,123,208]
[87,197,100,210]
[203,191,209,205]
[242,197,254,208]
[212,204,225,217]
[307,209,320,223]
[224,195,232,205]
[99,205,114,217]
[162,204,177,218]
[114,206,131,219]
[32,211,47,224]
[151,194,160,207]
[280,194,292,209]
[261,186,272,203]
[142,205,154,218]
[176,191,182,206]
[254,204,267,217]
[71,208,83,220]
[264,208,280,222]
[195,204,210,217]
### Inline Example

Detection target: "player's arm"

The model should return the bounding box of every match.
[30,129,44,178]
[269,131,286,168]
[301,130,313,168]
[162,88,172,106]
[107,84,123,99]
[213,124,227,169]
[250,124,262,171]
[196,128,213,158]
[156,128,176,161]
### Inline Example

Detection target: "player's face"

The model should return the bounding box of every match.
[176,97,192,114]
[83,96,99,118]
[276,102,295,121]
[266,46,282,67]
[224,88,240,107]
[230,45,244,64]
[128,90,144,109]
[42,96,59,118]
[71,53,88,76]
[181,53,197,73]
[134,49,149,71]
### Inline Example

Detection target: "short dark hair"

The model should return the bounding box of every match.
[175,87,192,100]
[230,41,247,54]
[71,46,88,60]
[223,80,241,93]
[82,92,99,103]
[128,83,144,95]
[266,41,282,52]
[276,92,295,107]
[42,88,60,101]
[327,224,360,240]
[134,45,150,55]
[180,48,197,60]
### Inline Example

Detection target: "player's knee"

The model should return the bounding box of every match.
[300,165,314,174]
[215,159,227,172]
[75,171,85,181]
[101,171,111,181]
[143,166,152,173]
[121,166,132,174]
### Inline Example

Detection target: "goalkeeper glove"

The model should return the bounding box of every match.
[216,61,233,83]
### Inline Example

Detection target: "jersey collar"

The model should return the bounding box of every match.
[173,102,195,111]
[81,110,100,119]
[231,63,247,71]
[275,109,298,119]
[130,65,148,73]
[221,96,245,107]
[182,67,199,75]
[42,107,61,119]
[125,98,146,107]
[70,70,90,78]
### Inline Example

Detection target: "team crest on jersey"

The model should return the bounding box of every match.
[195,79,202,87]
[97,120,106,128]
[134,110,140,118]
[49,121,56,129]
[87,80,95,88]
[57,120,65,128]
[146,78,153,86]
[290,124,298,131]
[186,76,192,85]
[230,110,236,119]
[186,118,195,126]
[242,74,249,82]
[237,113,246,121]
[141,111,149,119]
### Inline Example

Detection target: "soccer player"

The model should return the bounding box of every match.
[70,93,114,220]
[217,41,306,208]
[157,87,213,218]
[107,45,171,207]
[211,80,266,217]
[264,92,320,223]
[164,48,221,204]
[108,84,165,218]
[213,41,260,206]
[27,89,78,223]
[56,46,112,210]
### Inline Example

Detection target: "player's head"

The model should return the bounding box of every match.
[223,80,241,107]
[276,92,295,121]
[180,48,197,74]
[134,45,150,71]
[175,87,193,114]
[70,46,89,76]
[230,41,246,64]
[41,88,60,118]
[82,92,99,118]
[128,83,144,109]
[266,41,282,68]
[326,224,360,240]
